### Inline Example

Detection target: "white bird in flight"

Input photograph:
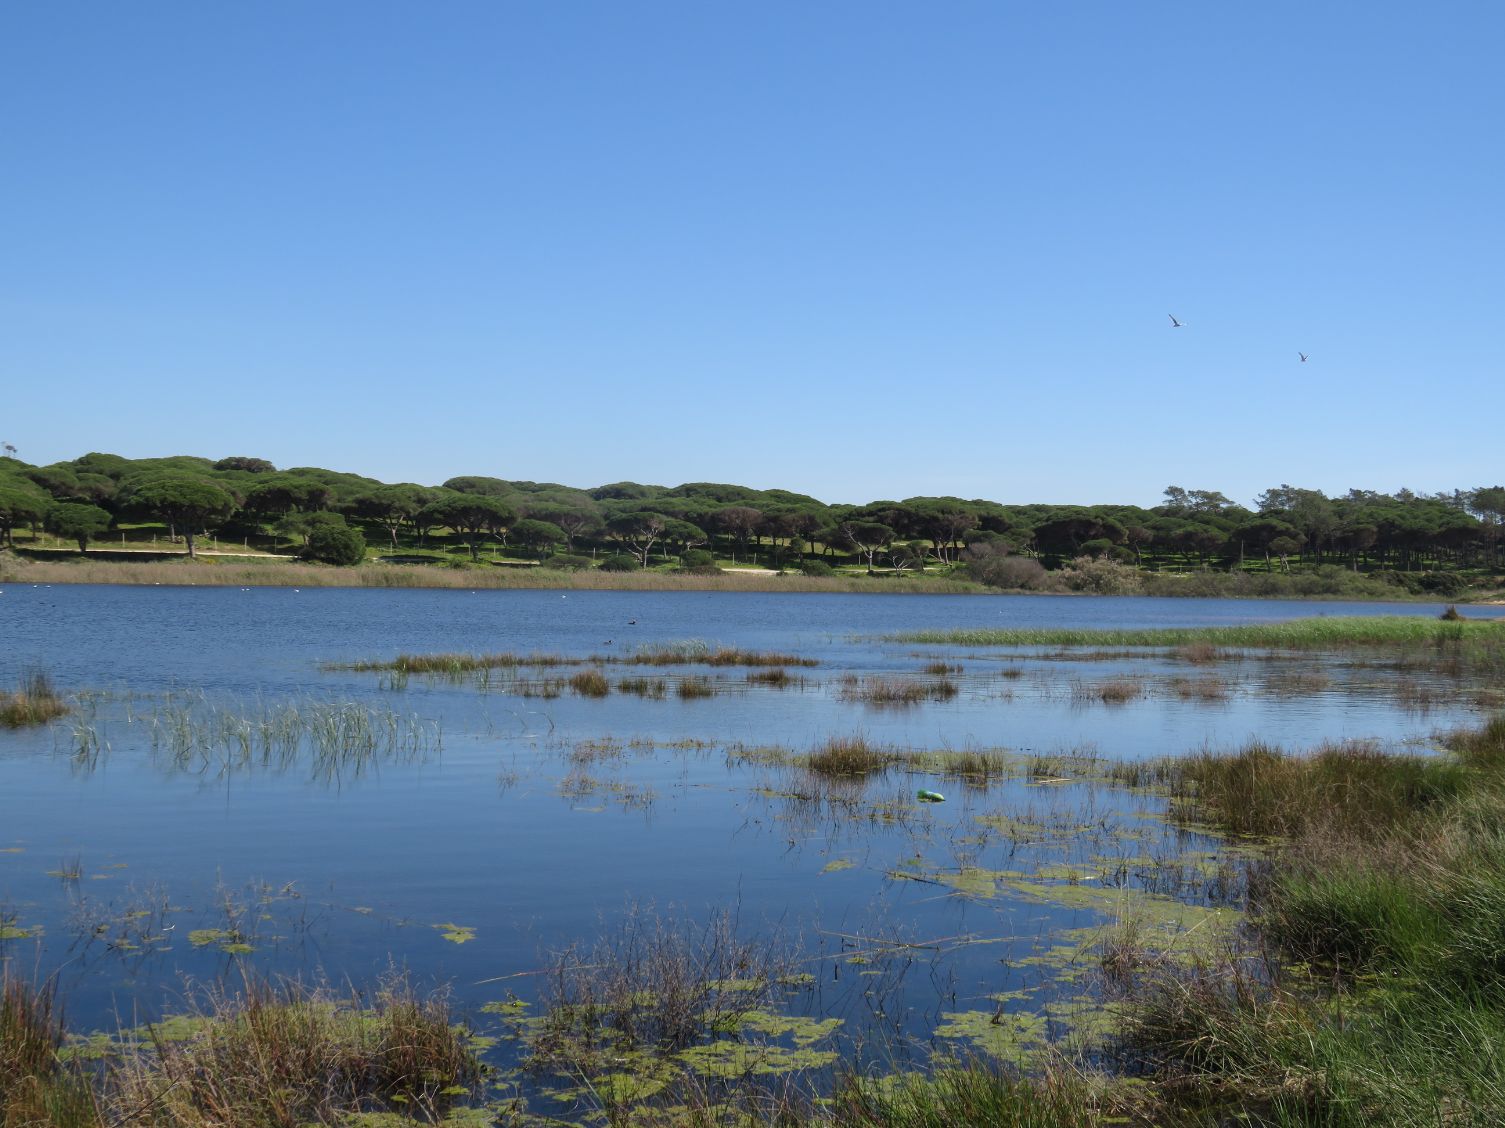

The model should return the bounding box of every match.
[1168,314,1184,328]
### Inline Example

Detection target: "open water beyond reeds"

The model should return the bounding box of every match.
[1,585,1499,1120]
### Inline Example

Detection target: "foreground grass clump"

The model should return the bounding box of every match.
[0,671,70,728]
[834,1060,1123,1127]
[1142,737,1470,839]
[527,906,815,1104]
[109,978,481,1126]
[2,973,480,1128]
[2,973,97,1127]
[1113,714,1505,1125]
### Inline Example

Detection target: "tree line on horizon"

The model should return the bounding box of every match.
[0,451,1501,584]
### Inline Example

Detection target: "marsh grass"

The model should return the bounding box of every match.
[135,695,440,780]
[628,643,819,669]
[1129,738,1469,840]
[1071,678,1144,705]
[746,668,801,688]
[838,676,959,706]
[922,748,1015,786]
[0,671,70,728]
[1262,668,1333,695]
[833,1058,1119,1127]
[1175,643,1226,664]
[806,735,899,778]
[893,616,1505,651]
[1,971,98,1128]
[675,676,718,699]
[332,644,819,678]
[921,661,963,676]
[1164,676,1231,702]
[568,669,612,698]
[618,676,669,698]
[104,975,481,1127]
[530,906,798,1070]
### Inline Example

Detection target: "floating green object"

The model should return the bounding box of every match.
[916,789,946,803]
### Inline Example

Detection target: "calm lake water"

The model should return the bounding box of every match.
[0,585,1494,1104]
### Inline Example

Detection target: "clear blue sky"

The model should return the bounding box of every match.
[4,3,1501,507]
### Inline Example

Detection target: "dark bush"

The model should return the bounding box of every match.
[800,560,834,577]
[681,549,717,568]
[598,554,641,572]
[305,524,367,566]
[542,553,593,572]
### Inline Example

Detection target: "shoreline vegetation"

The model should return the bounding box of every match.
[1,554,1501,603]
[1,452,1501,600]
[9,712,1505,1125]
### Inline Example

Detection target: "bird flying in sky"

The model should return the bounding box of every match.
[1299,352,1309,362]
[1168,314,1183,328]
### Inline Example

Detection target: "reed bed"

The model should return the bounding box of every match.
[674,676,718,699]
[921,661,963,675]
[805,735,900,777]
[1071,678,1144,705]
[0,671,70,728]
[746,667,802,688]
[893,615,1505,650]
[567,669,611,698]
[617,676,668,698]
[838,676,959,706]
[627,642,819,668]
[329,650,577,674]
[1164,676,1232,702]
[919,748,1016,785]
[330,644,819,675]
[129,694,440,779]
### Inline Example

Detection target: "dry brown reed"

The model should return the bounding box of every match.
[746,668,798,688]
[806,735,899,777]
[568,670,611,698]
[0,671,70,728]
[838,676,959,705]
[0,555,982,594]
[1072,678,1145,705]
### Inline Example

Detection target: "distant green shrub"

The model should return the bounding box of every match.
[598,554,641,572]
[542,553,593,572]
[681,549,717,568]
[799,560,834,577]
[305,524,367,566]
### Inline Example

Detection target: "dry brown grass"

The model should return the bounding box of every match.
[0,555,982,594]
[0,671,70,728]
[1072,678,1145,705]
[838,676,959,705]
[568,669,612,698]
[806,735,899,777]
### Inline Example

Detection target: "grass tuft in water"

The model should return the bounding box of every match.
[806,735,898,778]
[568,670,611,698]
[0,671,70,728]
[839,676,958,706]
